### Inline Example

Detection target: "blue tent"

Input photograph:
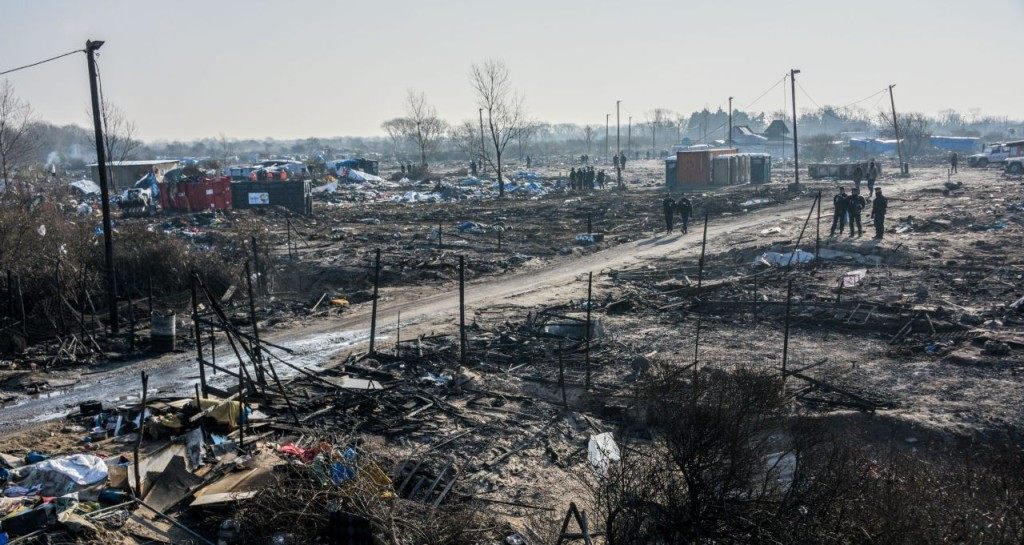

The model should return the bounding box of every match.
[929,136,982,153]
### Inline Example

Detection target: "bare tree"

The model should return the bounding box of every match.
[583,125,595,156]
[88,98,140,191]
[448,120,482,160]
[402,90,446,169]
[470,60,525,198]
[0,81,37,194]
[381,117,413,160]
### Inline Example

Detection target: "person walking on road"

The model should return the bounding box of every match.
[870,187,888,239]
[662,195,676,233]
[829,187,849,238]
[676,197,693,234]
[847,188,866,237]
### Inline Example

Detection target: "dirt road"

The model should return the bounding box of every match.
[0,173,939,432]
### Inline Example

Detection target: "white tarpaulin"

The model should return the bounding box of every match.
[588,432,621,476]
[336,167,383,183]
[753,250,816,267]
[15,454,108,496]
[70,179,101,195]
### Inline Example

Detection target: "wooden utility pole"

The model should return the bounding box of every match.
[605,114,610,160]
[558,340,567,407]
[889,84,905,173]
[727,96,734,147]
[369,249,381,355]
[616,100,623,189]
[86,39,118,333]
[790,69,801,186]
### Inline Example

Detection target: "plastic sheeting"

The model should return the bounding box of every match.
[13,454,107,496]
[588,432,621,476]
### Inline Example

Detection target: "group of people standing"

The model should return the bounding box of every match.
[612,154,628,171]
[830,186,888,239]
[662,195,694,234]
[569,166,605,191]
[851,159,879,194]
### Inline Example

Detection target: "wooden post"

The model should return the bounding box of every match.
[786,193,820,268]
[5,270,12,329]
[250,236,264,296]
[496,229,502,252]
[459,255,467,367]
[133,371,149,499]
[815,190,822,259]
[79,265,86,338]
[209,324,216,374]
[369,249,381,355]
[437,220,443,249]
[692,314,702,403]
[190,275,207,398]
[238,336,246,452]
[558,340,567,407]
[396,311,401,357]
[244,261,267,386]
[147,273,153,317]
[697,214,709,292]
[782,279,793,389]
[587,213,593,234]
[585,271,593,392]
[286,219,294,260]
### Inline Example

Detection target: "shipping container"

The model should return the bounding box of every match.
[231,180,312,215]
[746,154,771,184]
[713,155,732,186]
[672,148,737,189]
[158,176,232,212]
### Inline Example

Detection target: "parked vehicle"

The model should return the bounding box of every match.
[968,144,1009,167]
[1003,140,1024,175]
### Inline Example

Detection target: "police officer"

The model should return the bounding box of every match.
[663,195,676,233]
[852,166,863,192]
[620,154,627,170]
[829,187,849,237]
[847,188,866,237]
[469,159,477,177]
[950,152,958,173]
[676,196,693,234]
[870,187,888,239]
[569,167,577,191]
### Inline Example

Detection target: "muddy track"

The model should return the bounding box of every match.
[0,176,937,432]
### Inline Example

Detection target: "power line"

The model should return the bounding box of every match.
[836,88,888,111]
[742,76,787,110]
[0,49,84,77]
[794,79,821,110]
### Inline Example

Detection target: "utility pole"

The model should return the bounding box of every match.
[889,84,905,174]
[605,114,610,160]
[616,100,622,189]
[790,69,801,186]
[727,96,734,148]
[86,39,118,334]
[478,108,486,170]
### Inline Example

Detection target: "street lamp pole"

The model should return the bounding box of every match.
[790,69,801,186]
[86,39,118,334]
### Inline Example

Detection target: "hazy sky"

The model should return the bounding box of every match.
[2,0,1022,141]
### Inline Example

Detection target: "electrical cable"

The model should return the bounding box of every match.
[795,79,821,110]
[0,49,83,77]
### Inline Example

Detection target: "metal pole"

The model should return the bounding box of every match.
[459,255,467,367]
[369,249,381,355]
[889,84,905,173]
[250,236,264,296]
[585,271,593,392]
[190,274,207,398]
[790,69,801,185]
[286,219,293,260]
[396,310,401,357]
[86,40,118,333]
[616,101,622,189]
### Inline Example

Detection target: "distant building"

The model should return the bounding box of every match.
[731,125,768,146]
[88,159,179,191]
[762,120,791,142]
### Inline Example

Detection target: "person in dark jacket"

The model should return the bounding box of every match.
[569,167,577,191]
[676,197,693,234]
[870,187,888,239]
[866,159,878,194]
[620,154,627,170]
[950,152,958,173]
[846,188,866,237]
[663,195,676,233]
[829,187,849,237]
[469,160,477,177]
[852,166,863,192]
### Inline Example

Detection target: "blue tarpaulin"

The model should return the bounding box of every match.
[929,135,982,153]
[849,138,899,155]
[133,172,160,199]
